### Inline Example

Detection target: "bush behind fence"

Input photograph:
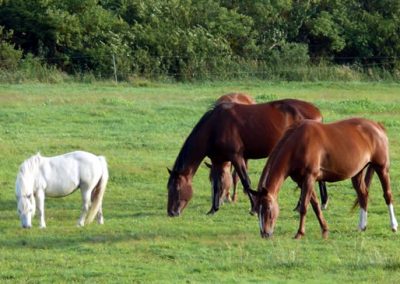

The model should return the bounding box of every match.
[0,52,398,84]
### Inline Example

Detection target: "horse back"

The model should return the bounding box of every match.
[285,118,389,181]
[215,93,256,105]
[40,151,104,196]
[209,99,321,159]
[270,99,322,122]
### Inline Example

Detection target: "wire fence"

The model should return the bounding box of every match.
[0,53,399,82]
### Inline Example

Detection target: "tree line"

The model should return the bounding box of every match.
[0,0,399,81]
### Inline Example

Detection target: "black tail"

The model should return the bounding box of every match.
[319,181,328,209]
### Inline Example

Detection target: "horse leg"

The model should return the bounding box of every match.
[295,176,314,239]
[35,190,46,228]
[78,189,91,227]
[351,169,369,231]
[231,156,254,214]
[207,162,224,215]
[310,190,329,238]
[231,167,239,202]
[231,159,247,202]
[319,181,328,210]
[374,165,398,232]
[223,163,233,203]
[96,207,104,225]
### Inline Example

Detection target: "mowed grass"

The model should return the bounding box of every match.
[1,81,400,283]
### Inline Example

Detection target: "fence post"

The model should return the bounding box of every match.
[112,54,118,83]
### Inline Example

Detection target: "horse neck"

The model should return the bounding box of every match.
[173,128,208,179]
[258,156,289,198]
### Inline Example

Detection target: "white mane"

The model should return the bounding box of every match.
[16,153,42,196]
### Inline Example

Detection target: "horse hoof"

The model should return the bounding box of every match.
[359,226,367,232]
[392,227,397,233]
[294,232,304,239]
[322,230,329,239]
[206,209,217,215]
[321,203,328,210]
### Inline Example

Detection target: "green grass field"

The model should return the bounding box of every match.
[1,81,400,283]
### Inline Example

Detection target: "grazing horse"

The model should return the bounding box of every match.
[15,151,109,228]
[167,98,326,217]
[248,118,398,239]
[215,92,256,105]
[207,93,256,204]
[205,161,234,204]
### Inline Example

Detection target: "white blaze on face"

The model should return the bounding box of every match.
[259,204,264,232]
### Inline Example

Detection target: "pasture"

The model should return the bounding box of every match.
[1,81,400,283]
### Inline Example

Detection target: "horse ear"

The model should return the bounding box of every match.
[204,162,212,169]
[167,168,173,175]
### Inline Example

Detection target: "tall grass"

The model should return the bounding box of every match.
[0,82,400,282]
[0,54,399,83]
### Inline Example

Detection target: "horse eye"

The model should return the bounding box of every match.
[26,194,32,199]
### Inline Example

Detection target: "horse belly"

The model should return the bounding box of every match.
[319,153,370,182]
[45,179,80,197]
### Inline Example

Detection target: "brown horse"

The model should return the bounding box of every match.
[208,93,256,204]
[205,161,234,204]
[248,118,398,239]
[215,92,256,105]
[167,98,326,217]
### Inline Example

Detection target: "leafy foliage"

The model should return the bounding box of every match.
[0,0,399,80]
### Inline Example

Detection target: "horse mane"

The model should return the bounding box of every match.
[173,107,215,173]
[377,121,386,132]
[271,121,304,156]
[259,121,305,192]
[19,153,42,175]
[16,153,43,193]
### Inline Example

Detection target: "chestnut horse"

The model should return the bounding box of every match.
[207,93,256,204]
[167,98,326,216]
[248,118,398,239]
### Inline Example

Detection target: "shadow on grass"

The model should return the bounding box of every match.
[0,199,15,212]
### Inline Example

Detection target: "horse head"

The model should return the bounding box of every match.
[15,154,41,228]
[167,168,193,217]
[248,189,279,238]
[16,172,37,228]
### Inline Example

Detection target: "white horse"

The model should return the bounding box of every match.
[15,151,109,228]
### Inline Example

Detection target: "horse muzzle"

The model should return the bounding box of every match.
[260,230,273,238]
[167,209,180,217]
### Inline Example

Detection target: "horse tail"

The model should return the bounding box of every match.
[86,156,109,224]
[364,165,375,189]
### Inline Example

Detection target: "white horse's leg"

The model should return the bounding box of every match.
[388,204,398,232]
[36,190,46,228]
[359,208,368,231]
[78,189,91,227]
[97,207,104,225]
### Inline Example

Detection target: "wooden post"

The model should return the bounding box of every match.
[112,54,118,83]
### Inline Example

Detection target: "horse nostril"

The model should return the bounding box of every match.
[261,231,272,238]
[168,210,180,217]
